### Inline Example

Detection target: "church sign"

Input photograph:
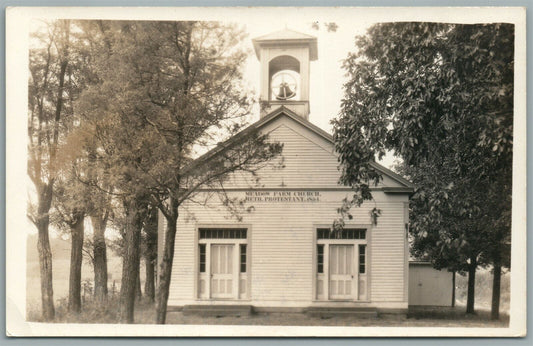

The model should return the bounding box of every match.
[244,190,321,203]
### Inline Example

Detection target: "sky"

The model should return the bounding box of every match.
[237,19,397,168]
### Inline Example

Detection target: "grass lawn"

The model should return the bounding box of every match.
[164,307,508,328]
[28,300,509,328]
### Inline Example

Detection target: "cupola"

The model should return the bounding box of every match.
[252,28,318,120]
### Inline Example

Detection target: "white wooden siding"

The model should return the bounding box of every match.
[409,263,453,306]
[164,113,410,307]
[223,117,405,190]
[168,192,408,306]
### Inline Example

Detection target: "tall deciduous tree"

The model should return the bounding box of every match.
[77,21,282,323]
[74,20,118,305]
[28,19,73,320]
[51,166,88,313]
[333,22,513,315]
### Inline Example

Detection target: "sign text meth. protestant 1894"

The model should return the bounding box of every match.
[244,191,321,203]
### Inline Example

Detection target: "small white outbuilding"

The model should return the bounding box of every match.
[408,261,454,306]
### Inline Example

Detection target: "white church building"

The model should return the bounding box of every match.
[158,29,415,315]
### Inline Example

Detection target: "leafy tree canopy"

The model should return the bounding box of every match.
[333,22,513,271]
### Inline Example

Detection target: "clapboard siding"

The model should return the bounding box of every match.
[368,201,406,302]
[165,113,410,308]
[224,117,403,189]
[168,193,408,306]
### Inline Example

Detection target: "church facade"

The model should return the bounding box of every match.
[158,29,414,313]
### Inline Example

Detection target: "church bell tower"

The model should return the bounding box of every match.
[252,29,318,120]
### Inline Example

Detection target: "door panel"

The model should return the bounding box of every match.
[329,245,354,299]
[211,244,234,298]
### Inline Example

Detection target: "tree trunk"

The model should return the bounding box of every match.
[91,214,108,305]
[145,253,155,302]
[135,264,142,301]
[68,211,85,313]
[155,204,178,324]
[144,207,158,302]
[451,271,456,307]
[87,138,109,306]
[36,185,55,320]
[118,200,143,323]
[491,259,502,320]
[466,257,477,314]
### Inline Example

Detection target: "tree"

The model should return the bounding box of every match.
[28,19,73,320]
[51,166,88,313]
[76,21,282,323]
[333,22,513,315]
[85,139,113,305]
[73,20,117,305]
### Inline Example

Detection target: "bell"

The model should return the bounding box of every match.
[277,82,294,99]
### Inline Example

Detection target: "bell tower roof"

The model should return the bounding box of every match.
[252,28,318,61]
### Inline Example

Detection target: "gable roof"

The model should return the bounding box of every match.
[192,106,414,190]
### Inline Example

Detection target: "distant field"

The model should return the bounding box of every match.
[26,234,138,316]
[455,269,510,313]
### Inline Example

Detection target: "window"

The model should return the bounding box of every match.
[359,244,366,274]
[317,244,324,273]
[240,244,247,273]
[199,228,247,239]
[199,244,206,273]
[317,228,366,240]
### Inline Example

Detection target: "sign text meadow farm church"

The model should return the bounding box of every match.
[244,191,321,203]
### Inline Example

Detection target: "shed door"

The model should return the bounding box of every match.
[329,245,354,299]
[210,244,234,298]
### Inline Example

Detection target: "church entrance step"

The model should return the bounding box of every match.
[182,304,253,317]
[304,306,378,318]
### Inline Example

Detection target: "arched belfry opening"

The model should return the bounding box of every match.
[253,29,318,120]
[269,55,301,101]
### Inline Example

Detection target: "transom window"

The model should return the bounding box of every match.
[317,228,366,240]
[199,228,247,239]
